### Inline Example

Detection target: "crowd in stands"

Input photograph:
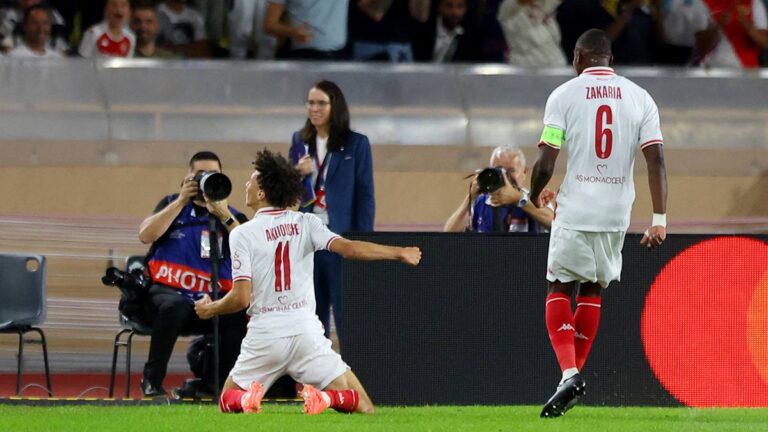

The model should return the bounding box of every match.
[0,0,765,67]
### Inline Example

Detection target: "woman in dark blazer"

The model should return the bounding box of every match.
[288,80,375,342]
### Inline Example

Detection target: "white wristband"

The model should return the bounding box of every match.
[652,213,667,228]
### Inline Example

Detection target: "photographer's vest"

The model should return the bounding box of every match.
[471,194,540,233]
[147,198,237,303]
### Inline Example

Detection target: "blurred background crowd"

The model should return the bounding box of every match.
[0,0,766,68]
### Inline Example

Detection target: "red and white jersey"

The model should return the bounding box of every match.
[78,22,135,58]
[230,207,340,338]
[541,66,663,232]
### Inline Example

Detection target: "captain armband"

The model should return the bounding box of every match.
[540,125,565,149]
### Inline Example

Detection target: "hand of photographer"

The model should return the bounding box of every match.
[488,174,522,207]
[194,294,215,320]
[176,175,199,205]
[205,196,230,220]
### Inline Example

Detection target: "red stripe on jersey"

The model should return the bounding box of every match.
[233,276,251,282]
[326,236,341,250]
[256,207,287,215]
[282,241,291,291]
[274,242,283,292]
[640,140,663,149]
[538,140,560,149]
[582,67,615,76]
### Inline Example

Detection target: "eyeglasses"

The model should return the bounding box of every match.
[305,100,331,108]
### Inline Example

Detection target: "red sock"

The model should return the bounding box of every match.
[545,293,577,372]
[325,389,359,413]
[219,388,245,413]
[574,295,602,370]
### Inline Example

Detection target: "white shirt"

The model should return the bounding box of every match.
[7,44,63,59]
[432,17,464,62]
[497,0,566,67]
[230,208,340,338]
[310,136,330,224]
[541,67,663,232]
[661,0,712,47]
[157,2,207,45]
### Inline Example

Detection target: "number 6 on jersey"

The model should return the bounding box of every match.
[595,104,612,159]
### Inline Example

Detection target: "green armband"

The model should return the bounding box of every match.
[540,125,565,149]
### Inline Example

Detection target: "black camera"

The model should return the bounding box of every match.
[476,167,507,193]
[102,267,149,302]
[193,171,232,202]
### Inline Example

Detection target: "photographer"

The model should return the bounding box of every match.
[444,145,554,233]
[137,151,248,398]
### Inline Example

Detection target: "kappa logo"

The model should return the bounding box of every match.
[557,323,575,332]
[575,332,589,340]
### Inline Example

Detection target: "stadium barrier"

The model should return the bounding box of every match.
[341,233,768,407]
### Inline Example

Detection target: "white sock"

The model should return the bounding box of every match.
[560,368,579,385]
[321,392,331,407]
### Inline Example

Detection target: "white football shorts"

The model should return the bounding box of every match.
[546,224,626,288]
[229,330,349,392]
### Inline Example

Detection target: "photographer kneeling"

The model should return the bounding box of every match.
[137,151,248,398]
[444,145,554,233]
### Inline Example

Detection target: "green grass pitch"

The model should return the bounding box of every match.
[2,404,767,432]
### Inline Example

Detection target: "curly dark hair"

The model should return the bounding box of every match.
[252,149,304,209]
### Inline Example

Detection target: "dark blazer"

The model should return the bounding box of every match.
[288,130,375,234]
[412,12,482,63]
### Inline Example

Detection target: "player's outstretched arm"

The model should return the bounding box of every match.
[640,144,667,249]
[195,280,251,319]
[329,238,422,266]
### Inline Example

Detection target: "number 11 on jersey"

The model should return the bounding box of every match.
[274,241,291,292]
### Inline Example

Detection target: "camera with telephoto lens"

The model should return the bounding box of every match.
[193,171,232,202]
[476,167,509,193]
[101,267,149,302]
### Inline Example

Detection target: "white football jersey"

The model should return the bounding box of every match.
[230,208,340,338]
[541,66,663,231]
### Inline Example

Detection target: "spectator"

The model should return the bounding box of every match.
[78,0,135,58]
[700,0,768,68]
[556,0,613,63]
[0,0,68,54]
[131,3,176,59]
[497,0,567,67]
[190,0,226,53]
[228,0,276,59]
[444,145,553,233]
[288,81,375,342]
[558,0,663,65]
[157,0,210,57]
[412,0,483,62]
[657,0,716,65]
[137,151,248,397]
[7,4,62,58]
[263,0,349,60]
[195,149,421,415]
[350,0,430,62]
[466,0,508,61]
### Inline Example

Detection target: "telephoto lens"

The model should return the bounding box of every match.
[194,171,232,201]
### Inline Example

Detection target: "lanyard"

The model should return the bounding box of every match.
[312,149,331,209]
